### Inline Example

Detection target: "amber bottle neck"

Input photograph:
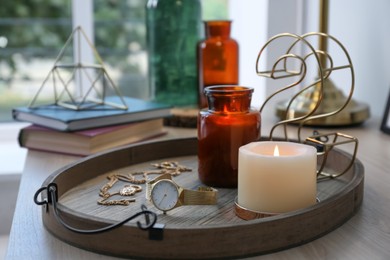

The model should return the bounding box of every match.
[205,86,253,113]
[205,21,231,38]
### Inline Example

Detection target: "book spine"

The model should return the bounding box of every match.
[17,127,26,147]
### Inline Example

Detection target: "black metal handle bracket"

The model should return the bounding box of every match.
[33,182,164,240]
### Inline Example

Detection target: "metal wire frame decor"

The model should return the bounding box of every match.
[256,32,358,181]
[28,26,128,111]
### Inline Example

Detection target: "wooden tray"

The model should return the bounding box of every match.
[39,137,364,259]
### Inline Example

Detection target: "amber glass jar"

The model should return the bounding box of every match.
[198,86,261,188]
[197,21,239,108]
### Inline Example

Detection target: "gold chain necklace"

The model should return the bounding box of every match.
[98,161,192,206]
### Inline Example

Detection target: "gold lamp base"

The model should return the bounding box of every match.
[275,78,370,126]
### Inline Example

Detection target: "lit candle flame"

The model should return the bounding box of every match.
[274,145,280,156]
[223,104,228,112]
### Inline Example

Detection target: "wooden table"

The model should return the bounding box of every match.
[6,116,390,259]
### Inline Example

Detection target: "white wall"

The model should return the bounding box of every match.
[229,0,269,109]
[229,0,307,115]
[303,0,390,119]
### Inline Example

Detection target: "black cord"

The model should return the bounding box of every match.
[34,183,158,235]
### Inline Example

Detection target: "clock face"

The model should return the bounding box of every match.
[151,179,179,212]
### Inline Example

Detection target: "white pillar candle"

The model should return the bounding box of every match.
[238,141,317,214]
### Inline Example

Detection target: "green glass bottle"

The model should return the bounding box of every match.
[146,0,202,107]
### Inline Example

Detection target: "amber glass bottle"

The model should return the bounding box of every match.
[198,86,261,188]
[197,21,239,108]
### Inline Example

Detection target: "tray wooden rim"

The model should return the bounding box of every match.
[39,137,364,259]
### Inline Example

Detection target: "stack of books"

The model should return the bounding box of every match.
[12,96,172,156]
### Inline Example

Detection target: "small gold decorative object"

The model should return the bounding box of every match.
[119,185,142,196]
[28,26,128,111]
[98,185,141,206]
[146,173,218,214]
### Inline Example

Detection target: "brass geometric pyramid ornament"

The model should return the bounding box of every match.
[28,26,128,110]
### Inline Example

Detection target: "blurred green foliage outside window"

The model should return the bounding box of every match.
[0,0,227,122]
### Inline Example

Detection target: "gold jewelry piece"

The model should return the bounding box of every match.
[100,184,142,198]
[99,175,118,197]
[115,161,192,184]
[151,161,192,176]
[117,170,151,184]
[119,185,142,196]
[97,198,136,206]
[98,185,142,206]
[97,161,192,206]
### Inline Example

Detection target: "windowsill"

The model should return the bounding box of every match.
[0,122,29,175]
